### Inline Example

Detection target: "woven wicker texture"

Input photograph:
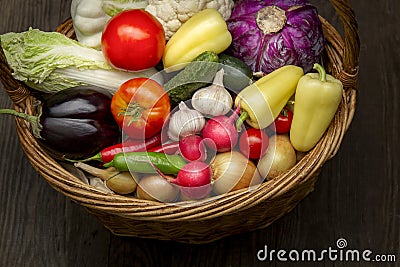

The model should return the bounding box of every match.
[0,0,359,244]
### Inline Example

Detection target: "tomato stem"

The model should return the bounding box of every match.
[118,102,145,126]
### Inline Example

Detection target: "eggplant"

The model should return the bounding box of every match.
[0,86,121,160]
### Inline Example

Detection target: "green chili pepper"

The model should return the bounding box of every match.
[103,151,187,175]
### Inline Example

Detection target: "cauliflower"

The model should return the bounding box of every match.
[71,0,148,50]
[145,0,235,40]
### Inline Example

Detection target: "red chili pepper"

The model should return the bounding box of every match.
[79,133,162,163]
[148,141,180,155]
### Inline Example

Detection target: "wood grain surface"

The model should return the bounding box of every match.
[1,0,399,266]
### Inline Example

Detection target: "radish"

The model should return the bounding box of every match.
[170,161,212,200]
[179,134,208,162]
[202,105,242,152]
[142,156,213,200]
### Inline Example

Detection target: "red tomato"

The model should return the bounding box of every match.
[111,78,170,139]
[101,9,165,71]
[239,128,269,159]
[274,108,293,134]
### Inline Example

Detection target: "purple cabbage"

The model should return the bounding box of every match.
[227,0,325,74]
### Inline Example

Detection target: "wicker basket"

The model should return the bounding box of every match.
[0,0,359,244]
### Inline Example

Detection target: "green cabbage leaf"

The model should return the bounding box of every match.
[0,28,159,93]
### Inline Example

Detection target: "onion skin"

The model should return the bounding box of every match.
[211,151,262,195]
[106,172,138,195]
[137,175,179,202]
[258,134,297,179]
[227,0,325,74]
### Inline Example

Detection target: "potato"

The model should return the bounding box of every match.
[257,134,297,179]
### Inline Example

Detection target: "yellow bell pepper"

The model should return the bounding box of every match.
[162,8,232,72]
[235,65,304,129]
[290,63,343,152]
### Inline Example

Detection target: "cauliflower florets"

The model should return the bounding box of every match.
[145,0,234,40]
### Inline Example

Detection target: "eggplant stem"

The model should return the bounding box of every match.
[0,108,42,138]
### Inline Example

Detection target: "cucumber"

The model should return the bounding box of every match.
[164,51,219,105]
[219,54,253,92]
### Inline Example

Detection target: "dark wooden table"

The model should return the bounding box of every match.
[1,0,399,266]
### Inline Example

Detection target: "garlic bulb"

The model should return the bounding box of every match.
[191,68,233,116]
[167,101,205,141]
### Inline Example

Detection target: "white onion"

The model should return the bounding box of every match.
[258,134,297,179]
[136,175,180,202]
[211,151,262,195]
